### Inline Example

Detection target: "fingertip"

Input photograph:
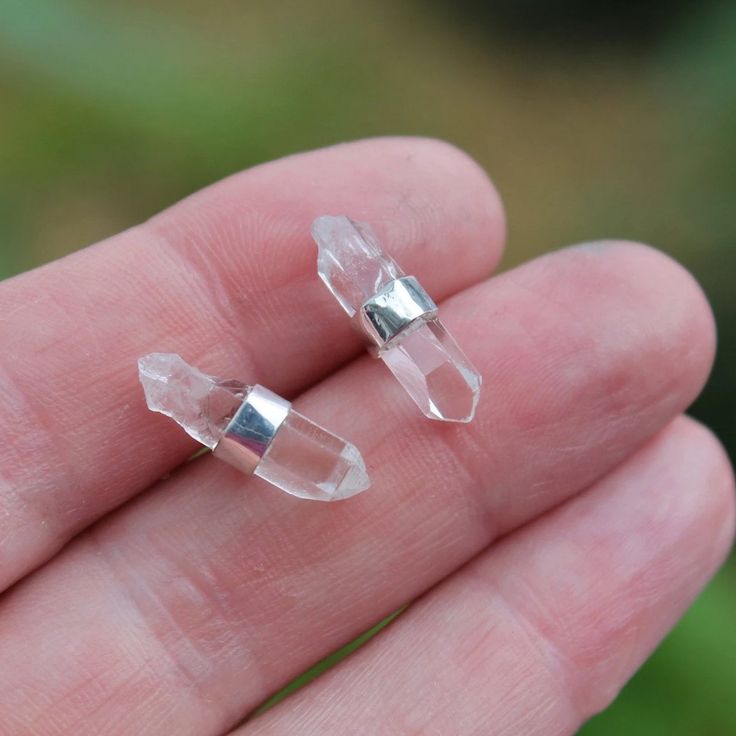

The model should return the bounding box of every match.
[385,136,507,274]
[315,136,507,281]
[566,240,717,410]
[667,416,736,568]
[614,240,715,376]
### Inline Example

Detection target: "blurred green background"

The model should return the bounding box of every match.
[1,0,734,732]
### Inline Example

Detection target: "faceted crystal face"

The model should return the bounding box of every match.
[381,319,481,423]
[312,214,482,423]
[138,353,246,449]
[256,410,370,501]
[312,215,401,317]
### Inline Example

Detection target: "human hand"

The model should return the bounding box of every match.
[0,138,732,735]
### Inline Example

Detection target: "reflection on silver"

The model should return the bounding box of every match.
[213,384,290,474]
[356,275,438,354]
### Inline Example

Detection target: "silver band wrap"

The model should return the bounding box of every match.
[213,384,290,474]
[356,275,438,354]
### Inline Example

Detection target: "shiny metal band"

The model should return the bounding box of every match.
[356,275,437,354]
[213,384,291,475]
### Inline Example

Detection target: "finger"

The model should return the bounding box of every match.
[0,137,504,590]
[243,417,735,736]
[0,242,715,736]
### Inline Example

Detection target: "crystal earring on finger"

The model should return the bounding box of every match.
[312,215,481,423]
[138,353,370,502]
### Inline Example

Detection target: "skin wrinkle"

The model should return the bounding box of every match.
[481,568,584,729]
[0,360,79,526]
[96,468,333,707]
[465,565,580,733]
[0,295,46,325]
[0,467,30,555]
[75,274,109,368]
[387,190,442,265]
[70,667,180,736]
[152,205,280,307]
[161,529,288,654]
[82,529,219,719]
[105,514,276,707]
[142,224,264,384]
[8,599,169,736]
[31,664,149,736]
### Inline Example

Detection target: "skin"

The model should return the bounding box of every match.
[0,137,732,735]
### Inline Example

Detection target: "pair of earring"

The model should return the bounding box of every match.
[139,216,481,502]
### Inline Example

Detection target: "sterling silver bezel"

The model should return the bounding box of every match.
[213,384,291,475]
[355,275,437,355]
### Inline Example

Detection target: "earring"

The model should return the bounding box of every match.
[312,215,481,423]
[138,353,370,502]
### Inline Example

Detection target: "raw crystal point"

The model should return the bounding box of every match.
[138,353,370,501]
[312,215,481,423]
[138,353,245,448]
[312,215,400,316]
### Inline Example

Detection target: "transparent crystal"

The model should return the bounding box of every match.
[312,215,482,423]
[256,410,369,501]
[312,215,400,317]
[138,353,370,501]
[138,353,245,448]
[382,320,480,423]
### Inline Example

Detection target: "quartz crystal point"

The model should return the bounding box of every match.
[138,353,370,501]
[138,353,245,449]
[312,215,481,423]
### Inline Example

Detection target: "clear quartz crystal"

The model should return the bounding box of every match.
[381,319,481,423]
[312,215,400,316]
[138,353,245,448]
[312,215,481,423]
[256,410,369,502]
[138,353,370,501]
